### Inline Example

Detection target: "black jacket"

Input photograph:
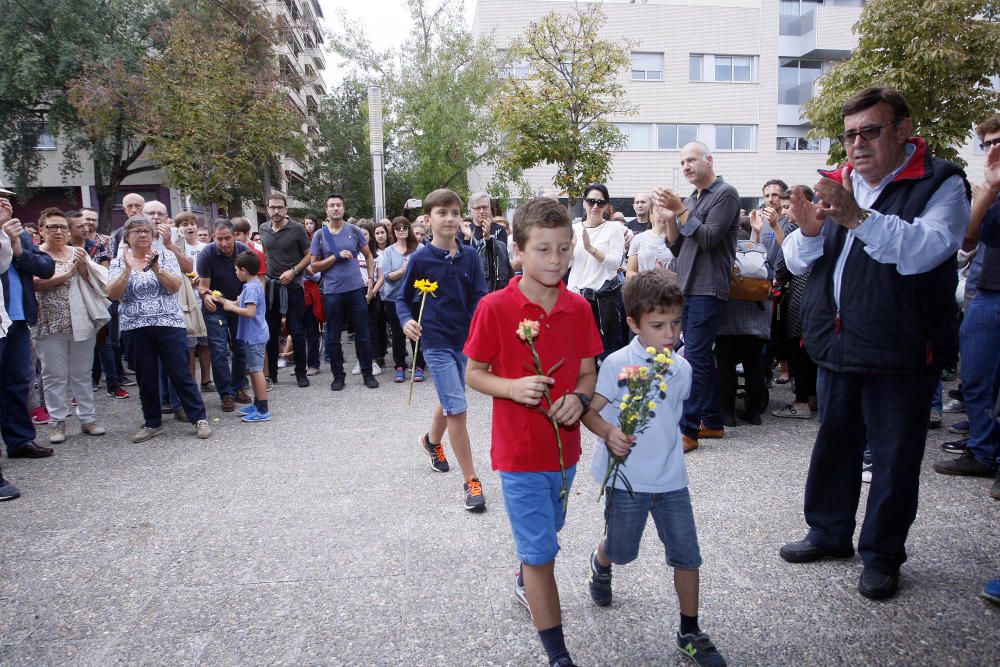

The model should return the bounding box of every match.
[802,141,968,374]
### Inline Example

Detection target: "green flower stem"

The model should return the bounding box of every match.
[529,340,569,514]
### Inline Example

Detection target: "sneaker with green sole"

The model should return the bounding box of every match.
[676,631,727,667]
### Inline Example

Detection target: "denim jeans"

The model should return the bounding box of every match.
[204,309,247,398]
[959,290,1000,469]
[124,326,206,427]
[603,487,702,570]
[0,321,37,452]
[680,295,725,437]
[805,368,938,574]
[323,287,373,378]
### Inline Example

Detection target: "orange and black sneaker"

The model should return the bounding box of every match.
[463,477,486,512]
[420,433,450,473]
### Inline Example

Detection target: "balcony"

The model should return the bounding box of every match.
[306,46,326,71]
[779,5,863,60]
[282,155,305,179]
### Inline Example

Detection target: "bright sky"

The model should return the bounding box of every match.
[318,0,478,81]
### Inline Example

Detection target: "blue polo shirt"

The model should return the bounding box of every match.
[196,242,250,300]
[395,242,487,350]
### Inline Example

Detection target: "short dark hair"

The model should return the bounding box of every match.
[64,209,82,220]
[423,188,462,214]
[267,192,287,205]
[512,197,571,250]
[174,211,198,227]
[325,193,344,205]
[762,179,788,193]
[235,250,261,275]
[583,183,610,203]
[623,269,683,322]
[38,207,67,225]
[213,219,235,235]
[976,114,1000,142]
[841,86,911,120]
[230,217,252,234]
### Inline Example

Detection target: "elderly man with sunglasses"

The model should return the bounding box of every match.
[777,86,970,601]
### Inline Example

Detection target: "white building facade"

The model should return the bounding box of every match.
[470,0,989,210]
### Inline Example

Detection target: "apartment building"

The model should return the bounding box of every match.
[470,0,989,211]
[0,0,327,228]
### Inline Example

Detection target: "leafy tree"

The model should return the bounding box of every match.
[803,0,1000,166]
[143,0,302,210]
[0,0,171,231]
[329,0,501,205]
[493,4,634,204]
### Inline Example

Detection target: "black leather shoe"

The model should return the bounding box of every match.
[8,442,55,459]
[330,376,345,391]
[363,375,379,389]
[858,567,899,600]
[779,538,854,563]
[296,374,310,388]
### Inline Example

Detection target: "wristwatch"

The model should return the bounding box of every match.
[857,209,872,225]
[572,392,591,414]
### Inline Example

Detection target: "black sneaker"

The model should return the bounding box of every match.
[550,658,579,667]
[941,438,968,454]
[363,375,379,389]
[464,477,486,512]
[330,375,346,391]
[933,451,998,477]
[296,373,310,388]
[676,631,727,666]
[0,470,21,501]
[514,568,532,618]
[119,377,137,387]
[588,549,612,606]
[420,433,449,472]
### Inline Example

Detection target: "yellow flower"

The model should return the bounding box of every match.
[414,278,439,293]
[645,346,656,355]
[622,393,630,401]
[619,402,628,410]
[516,319,541,342]
[648,401,657,410]
[659,382,667,392]
[655,353,668,364]
[211,290,222,298]
[638,366,648,376]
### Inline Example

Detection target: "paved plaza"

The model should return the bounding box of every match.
[1,362,998,666]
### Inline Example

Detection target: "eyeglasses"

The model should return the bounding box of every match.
[836,120,899,146]
[584,198,607,207]
[980,138,1000,151]
[44,224,68,232]
[267,205,286,211]
[128,229,153,236]
[393,225,409,231]
[471,205,490,211]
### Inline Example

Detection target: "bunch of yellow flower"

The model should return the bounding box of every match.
[599,346,675,501]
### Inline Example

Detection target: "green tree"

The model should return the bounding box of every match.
[493,4,634,204]
[803,0,1000,166]
[143,0,302,210]
[0,0,171,231]
[329,0,501,205]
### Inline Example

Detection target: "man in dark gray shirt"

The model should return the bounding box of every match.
[653,141,741,452]
[259,193,312,388]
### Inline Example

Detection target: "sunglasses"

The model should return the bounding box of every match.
[980,137,1000,151]
[394,225,409,231]
[584,198,607,207]
[836,120,899,146]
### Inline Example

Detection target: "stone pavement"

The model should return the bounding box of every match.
[1,365,998,666]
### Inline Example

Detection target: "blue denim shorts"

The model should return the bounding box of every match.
[422,347,468,416]
[242,341,266,373]
[499,466,577,565]
[604,487,702,570]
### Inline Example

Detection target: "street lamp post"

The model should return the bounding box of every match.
[368,86,386,221]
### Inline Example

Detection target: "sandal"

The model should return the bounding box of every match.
[772,403,811,419]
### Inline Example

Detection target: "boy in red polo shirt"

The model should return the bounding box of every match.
[466,197,602,667]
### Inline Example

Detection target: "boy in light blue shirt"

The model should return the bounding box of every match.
[221,251,271,422]
[582,269,726,667]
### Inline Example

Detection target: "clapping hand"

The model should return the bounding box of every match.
[813,167,863,231]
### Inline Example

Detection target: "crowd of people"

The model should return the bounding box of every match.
[1,85,998,666]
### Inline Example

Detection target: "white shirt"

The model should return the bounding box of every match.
[568,220,626,292]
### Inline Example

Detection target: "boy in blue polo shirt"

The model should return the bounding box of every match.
[582,270,726,667]
[221,251,271,422]
[398,188,489,511]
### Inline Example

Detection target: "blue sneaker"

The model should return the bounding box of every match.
[241,410,272,423]
[983,577,1000,605]
[238,404,257,417]
[393,367,405,383]
[414,367,425,383]
[676,631,727,666]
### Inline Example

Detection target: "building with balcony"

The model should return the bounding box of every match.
[0,0,328,229]
[470,0,989,212]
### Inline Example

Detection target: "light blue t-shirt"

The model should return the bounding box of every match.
[309,224,366,295]
[377,244,411,302]
[590,335,692,493]
[236,279,268,345]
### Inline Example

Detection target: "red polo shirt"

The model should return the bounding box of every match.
[464,276,603,472]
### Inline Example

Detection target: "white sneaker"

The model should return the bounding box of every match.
[351,362,361,375]
[942,399,964,414]
[861,463,872,484]
[371,362,382,376]
[277,358,288,368]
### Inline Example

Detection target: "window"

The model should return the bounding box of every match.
[617,123,655,150]
[779,58,822,104]
[714,125,754,151]
[690,54,755,83]
[689,55,702,82]
[776,136,821,151]
[657,124,698,150]
[631,52,663,81]
[501,60,529,79]
[20,121,55,150]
